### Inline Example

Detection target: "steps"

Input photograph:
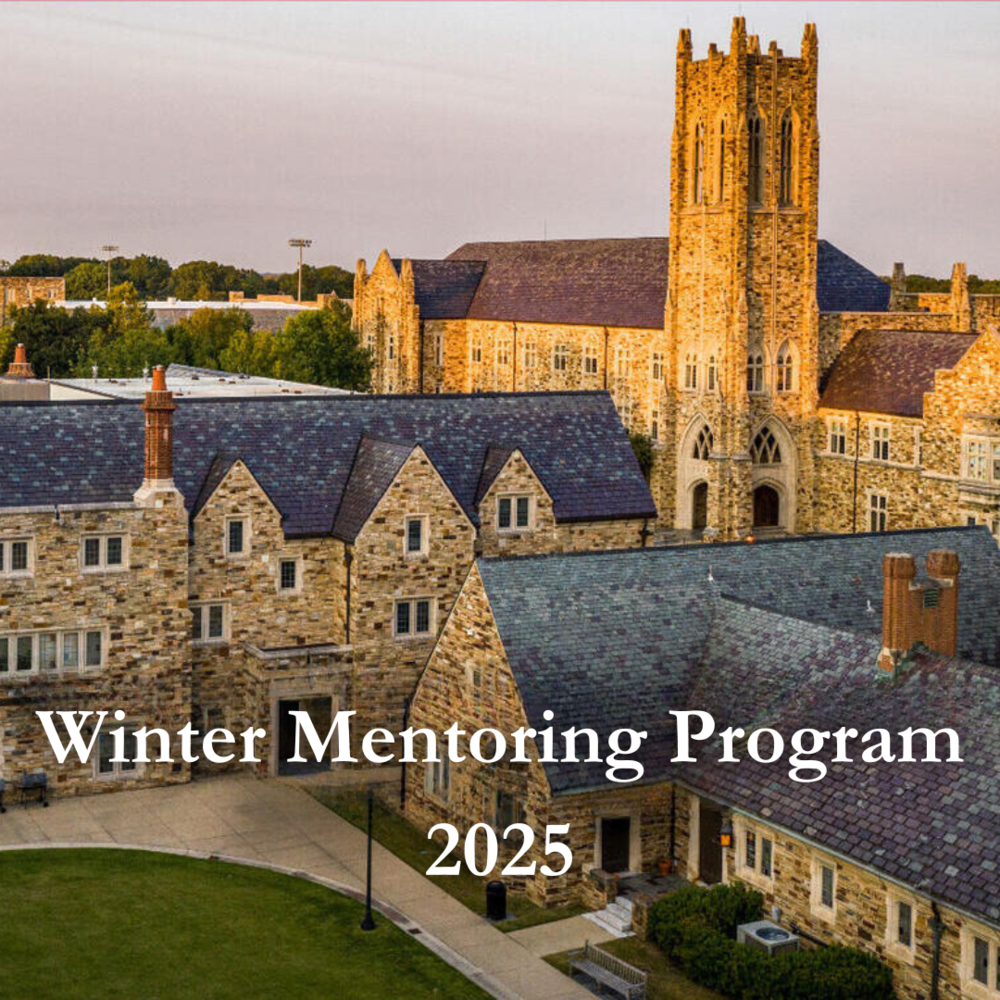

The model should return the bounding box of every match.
[583,895,634,938]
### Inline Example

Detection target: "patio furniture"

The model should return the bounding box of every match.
[17,770,48,808]
[568,941,647,999]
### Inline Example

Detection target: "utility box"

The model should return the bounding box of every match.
[737,920,800,956]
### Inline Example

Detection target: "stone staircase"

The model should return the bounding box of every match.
[583,895,634,938]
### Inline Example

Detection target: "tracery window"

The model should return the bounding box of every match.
[692,424,713,461]
[750,426,782,465]
[779,112,795,205]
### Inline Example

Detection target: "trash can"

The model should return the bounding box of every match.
[486,880,507,921]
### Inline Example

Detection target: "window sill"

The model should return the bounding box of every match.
[93,769,142,783]
[193,638,230,648]
[393,632,433,642]
[738,867,774,891]
[404,551,429,561]
[81,566,128,575]
[884,941,916,966]
[0,572,33,581]
[810,903,837,924]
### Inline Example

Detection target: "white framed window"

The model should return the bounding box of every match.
[810,855,837,922]
[81,533,128,573]
[736,820,774,886]
[470,336,482,365]
[497,494,533,533]
[706,355,717,392]
[424,754,450,802]
[615,344,631,379]
[95,727,139,781]
[828,418,847,455]
[191,602,230,645]
[651,351,664,382]
[553,343,569,372]
[404,515,429,557]
[747,349,765,393]
[0,627,106,676]
[0,537,33,579]
[394,597,436,639]
[960,925,1000,997]
[225,516,249,559]
[963,436,1000,484]
[885,889,917,964]
[584,342,599,376]
[496,338,511,368]
[871,423,891,462]
[523,341,537,370]
[683,353,698,391]
[277,557,303,594]
[869,492,888,532]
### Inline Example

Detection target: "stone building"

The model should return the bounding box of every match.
[0,276,65,327]
[0,364,654,793]
[405,526,1000,999]
[355,19,1000,542]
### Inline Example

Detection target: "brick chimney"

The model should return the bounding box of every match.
[6,343,35,378]
[135,365,177,500]
[878,550,960,673]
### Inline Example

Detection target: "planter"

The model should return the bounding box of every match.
[658,858,673,877]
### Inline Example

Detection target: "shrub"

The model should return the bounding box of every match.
[629,431,654,481]
[648,882,893,1000]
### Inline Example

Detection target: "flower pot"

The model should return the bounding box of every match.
[658,858,673,876]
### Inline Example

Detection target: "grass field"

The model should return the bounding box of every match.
[311,788,587,933]
[0,848,489,1000]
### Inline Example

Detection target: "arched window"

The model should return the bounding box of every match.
[748,112,764,204]
[684,353,699,391]
[747,348,765,394]
[584,339,599,375]
[776,340,795,393]
[616,344,631,378]
[779,112,795,205]
[692,424,713,460]
[496,338,511,368]
[693,122,705,204]
[717,119,726,201]
[706,355,717,392]
[750,425,782,465]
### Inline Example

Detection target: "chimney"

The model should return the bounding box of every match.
[139,365,177,491]
[6,343,35,378]
[950,262,971,332]
[889,262,907,311]
[879,550,960,673]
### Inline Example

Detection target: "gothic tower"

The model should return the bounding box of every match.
[665,18,819,539]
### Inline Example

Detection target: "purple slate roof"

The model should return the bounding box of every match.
[391,259,486,320]
[331,435,413,542]
[820,330,976,417]
[0,392,656,536]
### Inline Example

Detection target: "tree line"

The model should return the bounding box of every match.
[1,254,354,302]
[0,285,372,391]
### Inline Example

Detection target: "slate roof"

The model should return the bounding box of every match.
[0,392,656,536]
[474,445,516,506]
[820,330,977,417]
[475,525,1000,924]
[331,436,414,542]
[387,237,888,328]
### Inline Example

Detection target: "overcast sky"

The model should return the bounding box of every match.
[2,2,998,277]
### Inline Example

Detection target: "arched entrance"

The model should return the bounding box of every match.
[753,485,780,528]
[692,482,709,531]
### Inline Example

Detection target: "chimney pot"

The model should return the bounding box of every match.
[140,365,177,487]
[6,342,35,378]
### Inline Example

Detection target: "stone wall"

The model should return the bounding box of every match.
[0,277,65,327]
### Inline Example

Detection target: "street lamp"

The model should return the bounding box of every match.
[360,786,377,931]
[288,238,312,303]
[101,245,119,297]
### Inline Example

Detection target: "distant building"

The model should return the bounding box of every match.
[1,276,65,326]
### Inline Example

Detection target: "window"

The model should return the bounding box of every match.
[616,345,631,378]
[434,334,443,367]
[387,332,395,360]
[80,534,127,572]
[750,426,782,466]
[394,598,435,638]
[775,341,795,393]
[225,517,248,558]
[0,538,33,578]
[424,754,450,801]
[717,118,726,200]
[746,350,765,393]
[692,424,713,461]
[96,728,138,780]
[706,355,717,392]
[961,927,1000,995]
[470,337,482,365]
[651,410,659,442]
[683,353,698,391]
[404,515,429,557]
[810,856,837,920]
[191,602,229,644]
[869,492,888,532]
[618,394,633,429]
[828,418,847,455]
[553,343,568,372]
[748,113,764,204]
[495,791,525,831]
[692,122,705,204]
[779,112,795,205]
[584,342,599,376]
[278,558,300,593]
[0,628,106,675]
[497,495,533,532]
[496,338,511,368]
[651,351,664,382]
[963,436,1000,483]
[871,423,891,462]
[523,341,537,370]
[745,830,756,869]
[821,866,834,908]
[760,837,772,878]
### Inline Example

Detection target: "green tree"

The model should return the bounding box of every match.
[269,264,354,301]
[272,302,372,390]
[123,254,172,299]
[218,327,279,378]
[169,261,267,301]
[6,254,97,277]
[165,308,254,370]
[0,300,103,377]
[77,283,175,377]
[64,261,108,299]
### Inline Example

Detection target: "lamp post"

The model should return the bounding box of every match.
[101,245,119,297]
[288,238,312,303]
[360,786,376,931]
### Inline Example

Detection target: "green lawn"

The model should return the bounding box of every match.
[545,936,725,1000]
[0,849,489,1000]
[311,788,587,933]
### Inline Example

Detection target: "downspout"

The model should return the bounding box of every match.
[852,410,861,533]
[668,786,676,869]
[511,321,517,391]
[603,327,610,391]
[343,546,353,643]
[418,319,425,394]
[930,902,944,1000]
[400,697,410,810]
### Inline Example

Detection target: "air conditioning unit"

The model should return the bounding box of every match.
[737,920,800,956]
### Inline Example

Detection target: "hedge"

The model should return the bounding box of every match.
[648,883,894,1000]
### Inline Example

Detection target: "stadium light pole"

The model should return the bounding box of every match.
[288,238,312,302]
[101,245,119,297]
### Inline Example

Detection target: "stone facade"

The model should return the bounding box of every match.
[0,276,65,328]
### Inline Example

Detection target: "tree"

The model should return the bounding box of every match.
[169,261,267,301]
[165,308,254,370]
[6,254,97,277]
[268,264,354,301]
[218,327,279,378]
[123,255,172,299]
[0,300,103,377]
[77,283,175,377]
[64,261,108,300]
[272,302,372,390]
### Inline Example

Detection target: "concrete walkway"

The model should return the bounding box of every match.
[509,914,614,957]
[0,774,591,1000]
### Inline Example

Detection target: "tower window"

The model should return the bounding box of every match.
[748,114,764,204]
[693,122,705,204]
[584,341,599,375]
[706,355,717,392]
[747,349,766,394]
[869,492,888,532]
[616,345,631,378]
[717,119,726,201]
[684,353,698,391]
[779,112,795,205]
[751,426,782,466]
[776,341,795,393]
[692,424,713,461]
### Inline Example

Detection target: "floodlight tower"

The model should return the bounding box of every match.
[288,238,312,302]
[101,244,119,297]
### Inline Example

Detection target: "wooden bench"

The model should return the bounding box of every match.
[568,941,647,999]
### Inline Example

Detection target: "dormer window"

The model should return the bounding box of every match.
[0,538,32,578]
[225,517,249,559]
[81,534,127,573]
[497,494,533,533]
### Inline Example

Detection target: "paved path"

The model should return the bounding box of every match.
[509,914,614,957]
[0,774,590,1000]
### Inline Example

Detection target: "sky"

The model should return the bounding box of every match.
[1,2,999,278]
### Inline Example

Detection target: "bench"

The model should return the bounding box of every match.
[568,941,647,999]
